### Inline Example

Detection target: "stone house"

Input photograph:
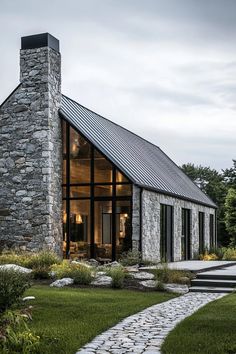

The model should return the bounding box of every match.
[0,33,216,262]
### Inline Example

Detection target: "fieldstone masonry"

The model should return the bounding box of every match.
[140,189,215,262]
[0,43,62,254]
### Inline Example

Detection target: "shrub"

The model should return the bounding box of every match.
[32,266,51,280]
[51,261,93,285]
[0,269,31,313]
[153,264,193,284]
[222,247,236,261]
[199,252,219,261]
[26,251,60,270]
[119,249,142,266]
[0,253,29,268]
[155,281,165,292]
[106,267,125,288]
[0,309,40,354]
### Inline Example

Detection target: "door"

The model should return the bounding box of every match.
[181,208,191,260]
[199,212,205,254]
[160,204,173,262]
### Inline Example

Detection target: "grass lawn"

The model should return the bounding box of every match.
[26,285,175,354]
[162,293,236,354]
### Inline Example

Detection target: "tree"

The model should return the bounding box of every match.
[225,188,236,247]
[223,160,236,189]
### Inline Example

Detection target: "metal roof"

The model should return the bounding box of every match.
[60,94,216,208]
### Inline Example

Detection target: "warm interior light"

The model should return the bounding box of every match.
[124,213,128,218]
[63,212,67,223]
[76,214,83,224]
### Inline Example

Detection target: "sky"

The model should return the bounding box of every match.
[0,0,235,171]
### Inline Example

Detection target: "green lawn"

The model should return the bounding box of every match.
[26,285,175,354]
[162,293,236,354]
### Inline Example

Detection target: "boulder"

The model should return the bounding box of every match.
[104,261,121,268]
[50,278,74,288]
[91,275,112,286]
[164,283,189,294]
[0,264,32,274]
[139,280,157,288]
[132,272,155,280]
[125,265,139,273]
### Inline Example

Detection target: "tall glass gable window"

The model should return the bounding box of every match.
[62,120,132,261]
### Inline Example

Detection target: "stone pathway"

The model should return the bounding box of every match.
[76,292,226,354]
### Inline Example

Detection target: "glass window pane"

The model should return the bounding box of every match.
[62,200,67,257]
[94,201,112,261]
[70,186,90,198]
[69,200,91,259]
[62,187,66,198]
[94,149,113,183]
[70,127,91,183]
[116,170,129,183]
[116,184,132,196]
[116,200,132,258]
[62,120,67,184]
[94,185,112,197]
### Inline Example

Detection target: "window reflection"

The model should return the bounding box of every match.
[70,128,91,183]
[94,149,113,183]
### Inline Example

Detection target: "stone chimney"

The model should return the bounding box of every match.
[0,33,62,254]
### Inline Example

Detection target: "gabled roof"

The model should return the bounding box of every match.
[60,94,216,208]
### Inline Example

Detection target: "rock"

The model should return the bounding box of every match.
[179,276,190,285]
[71,260,92,268]
[0,264,32,274]
[96,271,106,276]
[164,283,189,294]
[104,261,121,268]
[139,280,157,288]
[87,259,99,267]
[132,272,155,280]
[125,265,139,273]
[91,275,112,286]
[13,104,28,113]
[23,296,35,301]
[50,278,74,288]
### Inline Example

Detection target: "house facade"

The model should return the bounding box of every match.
[0,33,216,262]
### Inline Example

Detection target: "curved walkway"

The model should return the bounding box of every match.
[76,292,226,354]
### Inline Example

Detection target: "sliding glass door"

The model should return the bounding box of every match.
[160,204,173,262]
[181,208,191,260]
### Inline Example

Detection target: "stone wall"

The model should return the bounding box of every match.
[140,189,216,262]
[0,46,62,254]
[132,185,140,251]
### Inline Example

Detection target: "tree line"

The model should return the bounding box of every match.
[181,160,236,247]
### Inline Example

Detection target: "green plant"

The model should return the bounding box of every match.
[106,267,125,288]
[119,249,142,266]
[26,251,60,270]
[222,247,236,260]
[51,261,93,285]
[155,280,165,292]
[0,252,29,267]
[0,269,31,313]
[0,309,40,354]
[0,251,61,271]
[153,264,193,284]
[32,266,51,280]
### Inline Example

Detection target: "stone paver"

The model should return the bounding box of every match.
[76,292,226,354]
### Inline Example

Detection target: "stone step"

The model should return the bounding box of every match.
[197,273,236,281]
[189,286,234,293]
[192,278,236,288]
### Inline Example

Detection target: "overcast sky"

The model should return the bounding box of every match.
[0,0,235,171]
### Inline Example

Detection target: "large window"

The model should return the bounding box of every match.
[62,120,132,260]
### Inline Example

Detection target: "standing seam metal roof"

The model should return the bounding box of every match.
[60,94,216,208]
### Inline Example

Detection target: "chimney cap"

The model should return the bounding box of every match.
[21,33,59,52]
